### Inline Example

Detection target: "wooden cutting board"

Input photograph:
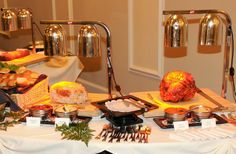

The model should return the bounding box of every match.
[130,88,236,117]
[5,53,49,66]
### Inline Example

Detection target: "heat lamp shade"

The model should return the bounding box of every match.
[198,14,222,53]
[1,10,18,31]
[77,25,101,58]
[164,14,188,48]
[43,24,67,56]
[17,9,32,30]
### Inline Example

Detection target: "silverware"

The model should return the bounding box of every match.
[136,124,142,140]
[220,114,236,126]
[108,127,119,143]
[124,126,132,141]
[228,113,236,121]
[123,99,147,110]
[102,125,113,142]
[116,126,125,142]
[138,126,147,143]
[144,127,151,143]
[196,88,228,111]
[95,124,109,139]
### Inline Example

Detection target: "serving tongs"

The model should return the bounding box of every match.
[196,88,229,112]
[123,98,148,111]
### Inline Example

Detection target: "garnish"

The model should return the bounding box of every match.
[0,61,20,71]
[55,122,94,146]
[8,64,20,71]
[0,110,25,131]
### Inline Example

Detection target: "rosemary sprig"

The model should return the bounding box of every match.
[55,122,94,146]
[0,110,24,131]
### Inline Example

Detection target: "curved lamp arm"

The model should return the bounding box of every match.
[163,9,233,99]
[40,20,115,97]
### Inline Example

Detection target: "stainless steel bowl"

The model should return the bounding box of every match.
[55,106,78,120]
[189,105,212,119]
[164,107,188,121]
[29,104,53,118]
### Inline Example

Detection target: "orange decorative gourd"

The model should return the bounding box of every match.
[160,70,197,102]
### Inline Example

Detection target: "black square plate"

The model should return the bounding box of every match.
[153,114,227,129]
[91,95,158,117]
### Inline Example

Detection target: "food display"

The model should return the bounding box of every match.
[160,70,197,102]
[0,62,40,91]
[105,99,140,113]
[50,81,88,104]
[0,49,30,61]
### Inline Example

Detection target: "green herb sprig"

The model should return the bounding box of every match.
[0,110,24,131]
[55,122,94,146]
[0,61,20,71]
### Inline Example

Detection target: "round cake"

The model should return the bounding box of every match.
[50,81,88,104]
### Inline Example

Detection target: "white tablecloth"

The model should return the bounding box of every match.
[27,56,83,85]
[1,118,236,154]
[1,90,236,154]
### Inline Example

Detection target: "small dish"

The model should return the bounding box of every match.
[153,114,227,129]
[55,105,78,120]
[189,105,212,119]
[164,107,188,121]
[29,104,53,118]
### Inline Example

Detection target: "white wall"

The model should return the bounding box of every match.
[1,0,236,101]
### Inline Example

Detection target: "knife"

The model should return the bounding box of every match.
[196,88,225,110]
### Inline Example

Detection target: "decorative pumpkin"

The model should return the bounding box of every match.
[160,70,197,102]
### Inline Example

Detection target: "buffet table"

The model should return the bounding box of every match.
[1,89,236,154]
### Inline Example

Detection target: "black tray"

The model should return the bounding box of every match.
[20,114,91,125]
[91,95,158,117]
[153,114,227,129]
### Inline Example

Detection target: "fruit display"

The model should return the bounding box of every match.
[160,70,197,102]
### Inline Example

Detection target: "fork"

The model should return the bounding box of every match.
[102,126,113,142]
[228,113,236,121]
[144,127,151,143]
[95,124,109,139]
[220,114,236,126]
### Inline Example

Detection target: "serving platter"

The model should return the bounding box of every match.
[92,95,158,126]
[153,114,227,129]
[91,95,158,117]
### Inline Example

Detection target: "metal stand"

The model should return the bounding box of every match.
[40,20,116,98]
[163,9,234,99]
